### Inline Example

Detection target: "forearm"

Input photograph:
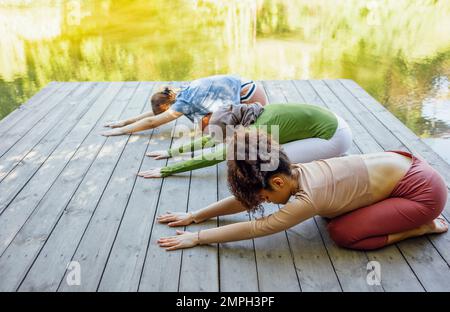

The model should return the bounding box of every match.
[196,199,318,245]
[119,117,157,134]
[197,222,254,244]
[160,145,227,177]
[125,111,155,124]
[168,135,214,157]
[191,196,248,223]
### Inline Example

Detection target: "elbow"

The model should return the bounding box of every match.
[250,214,294,238]
[139,118,159,131]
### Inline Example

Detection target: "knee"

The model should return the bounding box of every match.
[327,220,355,248]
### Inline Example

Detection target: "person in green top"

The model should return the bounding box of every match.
[138,103,353,178]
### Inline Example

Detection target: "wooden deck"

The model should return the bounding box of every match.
[0,80,450,292]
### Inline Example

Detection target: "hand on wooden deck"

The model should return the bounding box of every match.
[157,230,199,251]
[146,150,170,160]
[137,167,162,178]
[157,211,194,227]
[100,128,125,137]
[104,120,126,128]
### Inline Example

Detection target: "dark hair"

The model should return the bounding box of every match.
[227,128,292,212]
[151,86,177,115]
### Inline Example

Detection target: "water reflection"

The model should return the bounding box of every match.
[0,0,449,142]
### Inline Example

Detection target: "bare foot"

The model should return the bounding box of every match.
[423,216,448,235]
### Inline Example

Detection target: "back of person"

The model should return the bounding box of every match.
[252,103,338,143]
[173,75,242,122]
[295,152,413,218]
[361,152,413,201]
[294,155,371,218]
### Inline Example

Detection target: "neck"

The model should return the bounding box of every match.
[289,168,301,195]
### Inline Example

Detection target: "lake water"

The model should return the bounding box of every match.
[1,0,449,159]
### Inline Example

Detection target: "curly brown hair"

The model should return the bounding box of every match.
[227,128,292,212]
[151,86,177,115]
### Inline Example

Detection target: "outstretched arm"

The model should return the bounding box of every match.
[146,135,215,160]
[168,135,215,157]
[101,109,183,136]
[157,196,248,227]
[104,110,155,128]
[193,196,249,222]
[158,197,317,250]
[138,143,227,178]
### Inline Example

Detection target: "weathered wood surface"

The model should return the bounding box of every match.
[0,80,449,292]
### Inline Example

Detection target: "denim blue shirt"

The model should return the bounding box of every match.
[171,75,242,123]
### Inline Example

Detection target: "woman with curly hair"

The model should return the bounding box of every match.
[156,129,448,251]
[100,75,267,136]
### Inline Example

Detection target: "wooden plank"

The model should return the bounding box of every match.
[0,83,108,212]
[312,79,428,292]
[272,80,342,292]
[314,80,383,153]
[96,84,183,292]
[0,82,62,136]
[334,80,450,216]
[0,79,447,292]
[0,82,138,291]
[178,161,219,292]
[292,79,383,292]
[269,80,301,103]
[325,79,405,151]
[67,124,172,292]
[287,218,343,292]
[0,83,98,182]
[0,82,124,248]
[338,81,450,220]
[245,81,300,292]
[312,217,379,292]
[251,204,301,292]
[325,80,450,221]
[261,80,285,103]
[333,79,450,291]
[18,82,155,292]
[217,162,259,292]
[328,83,450,226]
[326,80,450,217]
[340,79,450,188]
[397,237,450,291]
[0,82,83,158]
[138,116,192,292]
[315,79,448,291]
[58,99,173,291]
[140,80,220,293]
[426,201,450,265]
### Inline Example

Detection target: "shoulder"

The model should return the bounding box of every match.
[280,194,317,223]
[292,190,314,208]
[165,107,184,117]
[170,99,191,114]
[267,195,317,226]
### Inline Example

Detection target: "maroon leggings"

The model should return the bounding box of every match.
[327,150,447,250]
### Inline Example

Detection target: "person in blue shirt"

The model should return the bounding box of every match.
[100,75,268,136]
